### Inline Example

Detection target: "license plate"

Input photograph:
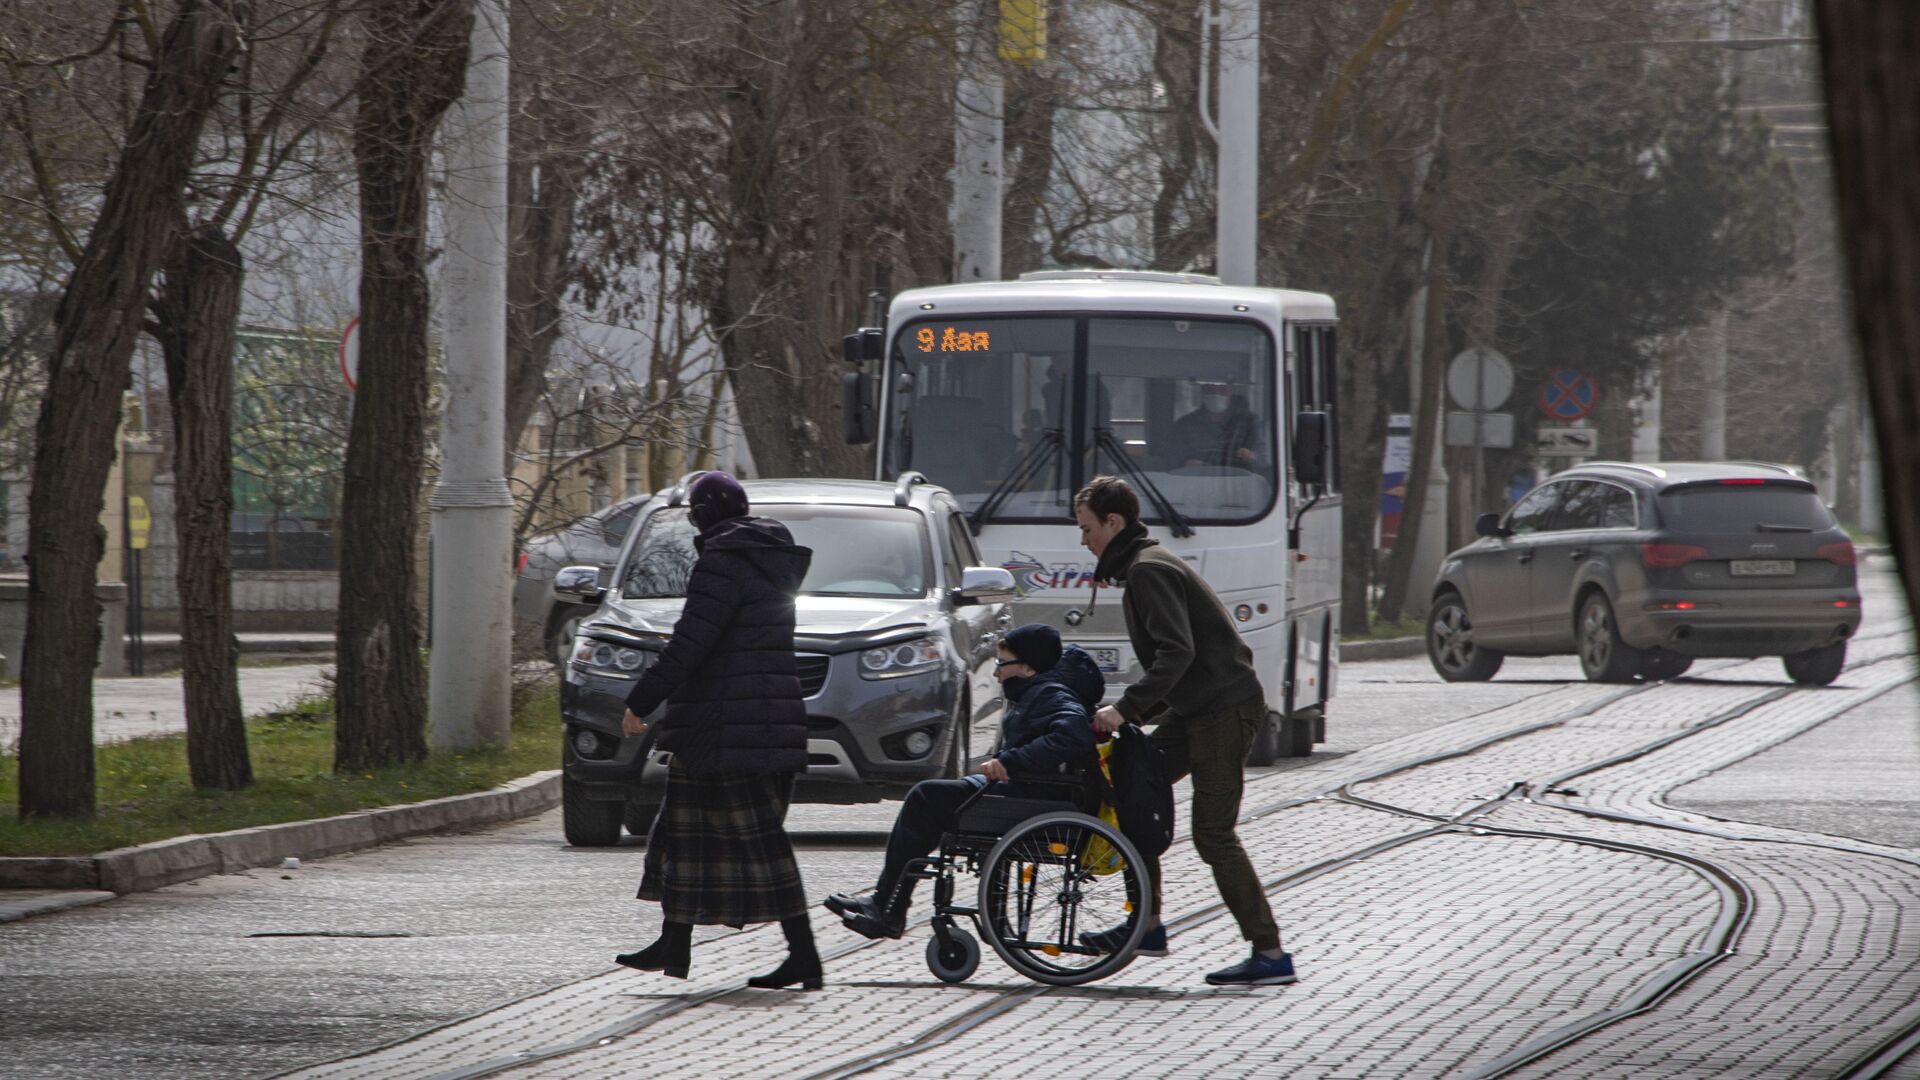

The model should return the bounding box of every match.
[1084,647,1120,672]
[1730,559,1795,576]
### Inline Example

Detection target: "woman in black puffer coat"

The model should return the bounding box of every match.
[614,471,820,990]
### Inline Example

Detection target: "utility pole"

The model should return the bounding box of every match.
[429,0,513,751]
[1698,0,1734,461]
[1206,0,1260,285]
[953,0,1003,283]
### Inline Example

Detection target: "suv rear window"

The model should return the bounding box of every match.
[622,505,932,599]
[1655,484,1833,533]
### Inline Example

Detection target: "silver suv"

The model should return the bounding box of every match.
[1427,461,1861,686]
[554,474,1016,845]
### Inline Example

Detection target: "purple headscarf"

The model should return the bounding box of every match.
[687,471,750,533]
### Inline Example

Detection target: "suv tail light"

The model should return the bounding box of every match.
[1815,541,1857,566]
[1641,543,1709,569]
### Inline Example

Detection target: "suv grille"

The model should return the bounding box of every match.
[796,653,830,698]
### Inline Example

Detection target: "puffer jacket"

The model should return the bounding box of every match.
[993,644,1103,779]
[624,516,812,775]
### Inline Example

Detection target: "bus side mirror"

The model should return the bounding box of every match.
[841,370,875,444]
[842,327,884,363]
[1292,411,1329,487]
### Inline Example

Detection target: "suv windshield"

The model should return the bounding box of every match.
[620,505,932,599]
[1656,484,1835,533]
[880,315,1276,525]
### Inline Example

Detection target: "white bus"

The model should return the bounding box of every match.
[842,270,1341,762]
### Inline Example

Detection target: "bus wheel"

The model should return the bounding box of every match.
[1248,710,1312,765]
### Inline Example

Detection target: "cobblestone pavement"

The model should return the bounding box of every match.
[267,625,1918,1080]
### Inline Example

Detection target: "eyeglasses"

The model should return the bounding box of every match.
[993,658,1023,670]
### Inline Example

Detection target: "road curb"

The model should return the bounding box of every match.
[1343,636,1426,661]
[0,769,560,903]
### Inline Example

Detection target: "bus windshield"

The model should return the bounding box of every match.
[880,315,1277,526]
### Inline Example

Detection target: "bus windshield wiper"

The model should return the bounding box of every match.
[969,429,1063,534]
[1093,427,1195,538]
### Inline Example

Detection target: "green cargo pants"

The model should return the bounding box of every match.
[1147,695,1281,951]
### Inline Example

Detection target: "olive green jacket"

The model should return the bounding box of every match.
[1096,524,1266,724]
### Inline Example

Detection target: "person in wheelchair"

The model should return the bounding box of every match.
[826,623,1104,940]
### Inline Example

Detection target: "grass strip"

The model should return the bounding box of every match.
[0,684,561,857]
[1341,613,1426,642]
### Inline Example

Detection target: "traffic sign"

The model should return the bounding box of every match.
[338,316,361,391]
[1537,425,1597,456]
[128,496,151,550]
[1538,370,1598,421]
[1446,347,1514,412]
[1444,410,1513,449]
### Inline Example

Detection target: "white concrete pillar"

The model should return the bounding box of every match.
[953,0,1003,283]
[429,0,514,752]
[1215,0,1259,286]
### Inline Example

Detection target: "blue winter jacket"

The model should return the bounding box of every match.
[992,644,1104,779]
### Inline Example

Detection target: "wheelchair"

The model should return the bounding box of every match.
[906,778,1156,987]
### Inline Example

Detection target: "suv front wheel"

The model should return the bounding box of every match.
[1577,592,1643,683]
[562,773,624,847]
[1428,591,1504,682]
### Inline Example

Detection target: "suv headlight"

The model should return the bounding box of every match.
[859,637,945,679]
[571,637,655,679]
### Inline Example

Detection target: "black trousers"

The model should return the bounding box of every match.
[876,778,985,899]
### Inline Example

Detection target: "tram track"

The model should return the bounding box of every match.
[789,645,1918,1080]
[281,637,1917,1080]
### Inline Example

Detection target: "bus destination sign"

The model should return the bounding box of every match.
[915,326,992,353]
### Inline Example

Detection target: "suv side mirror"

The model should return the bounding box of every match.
[553,565,607,606]
[1475,512,1509,538]
[1292,411,1329,487]
[952,566,1016,606]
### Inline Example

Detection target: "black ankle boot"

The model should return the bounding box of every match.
[841,879,913,940]
[747,950,824,990]
[615,920,692,979]
[749,913,824,990]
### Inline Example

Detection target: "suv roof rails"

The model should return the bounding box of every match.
[893,471,931,507]
[1573,461,1666,479]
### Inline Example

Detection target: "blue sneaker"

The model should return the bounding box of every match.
[1078,922,1169,957]
[1205,950,1297,986]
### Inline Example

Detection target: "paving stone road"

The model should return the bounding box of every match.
[1,565,1913,1079]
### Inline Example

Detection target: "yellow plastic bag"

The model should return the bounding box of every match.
[1080,742,1127,876]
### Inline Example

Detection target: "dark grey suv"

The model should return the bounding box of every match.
[554,475,1017,845]
[1427,462,1861,686]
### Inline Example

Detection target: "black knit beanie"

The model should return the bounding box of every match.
[1002,622,1063,673]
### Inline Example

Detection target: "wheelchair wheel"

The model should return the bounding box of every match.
[977,810,1153,986]
[926,925,981,984]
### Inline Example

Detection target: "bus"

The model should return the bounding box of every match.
[842,269,1341,763]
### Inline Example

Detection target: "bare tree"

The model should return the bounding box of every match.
[1812,0,1920,627]
[334,0,472,771]
[14,0,245,818]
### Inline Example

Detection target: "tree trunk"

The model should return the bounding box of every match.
[153,223,251,790]
[504,93,582,470]
[1002,67,1055,277]
[710,0,863,480]
[335,0,473,772]
[18,0,244,819]
[1378,223,1452,624]
[1812,1,1920,625]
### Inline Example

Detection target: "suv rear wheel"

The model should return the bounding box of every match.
[1783,642,1846,686]
[1577,592,1643,683]
[1428,592,1504,682]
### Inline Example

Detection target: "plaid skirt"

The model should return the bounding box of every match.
[637,762,808,927]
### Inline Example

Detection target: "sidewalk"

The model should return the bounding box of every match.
[0,661,333,747]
